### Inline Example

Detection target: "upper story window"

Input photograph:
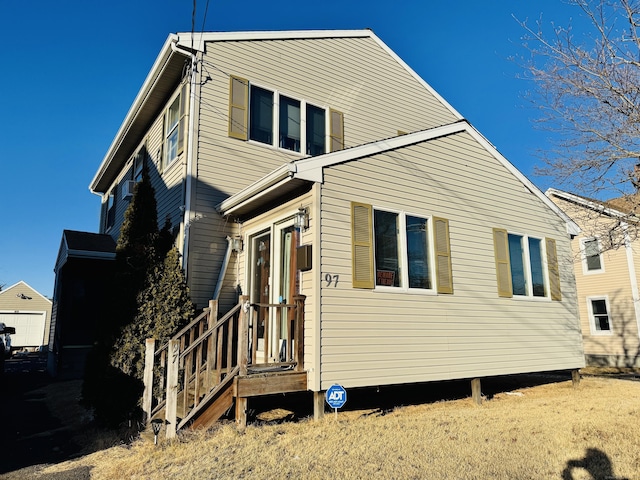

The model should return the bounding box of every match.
[350,202,453,294]
[133,149,144,182]
[581,237,604,274]
[493,228,562,300]
[587,296,612,335]
[229,75,342,156]
[164,83,188,170]
[105,187,116,231]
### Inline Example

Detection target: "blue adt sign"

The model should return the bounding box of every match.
[326,384,347,409]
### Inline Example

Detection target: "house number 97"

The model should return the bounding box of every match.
[325,274,339,287]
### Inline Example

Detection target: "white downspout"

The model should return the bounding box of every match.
[213,236,234,301]
[622,222,640,344]
[171,40,198,276]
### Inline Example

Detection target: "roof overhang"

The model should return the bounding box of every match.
[546,187,639,224]
[90,35,193,194]
[91,28,464,196]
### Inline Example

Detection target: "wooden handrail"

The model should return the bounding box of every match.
[143,294,305,437]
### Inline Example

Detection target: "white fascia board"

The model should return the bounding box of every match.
[460,129,581,237]
[177,29,463,123]
[0,281,52,304]
[366,32,464,122]
[292,121,468,182]
[216,163,296,214]
[89,34,180,193]
[546,187,629,220]
[176,29,373,52]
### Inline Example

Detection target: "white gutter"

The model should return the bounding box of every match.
[216,163,295,214]
[170,40,198,274]
[212,237,234,300]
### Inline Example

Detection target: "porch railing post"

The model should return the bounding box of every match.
[165,339,180,439]
[293,295,306,371]
[142,338,156,424]
[208,299,218,328]
[238,295,249,376]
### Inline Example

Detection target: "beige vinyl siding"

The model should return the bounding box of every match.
[549,196,640,365]
[99,85,187,264]
[188,35,459,306]
[0,281,52,347]
[318,132,583,389]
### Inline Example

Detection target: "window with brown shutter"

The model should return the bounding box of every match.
[229,75,249,140]
[434,217,453,294]
[351,202,374,289]
[330,109,344,152]
[493,228,513,298]
[546,237,562,301]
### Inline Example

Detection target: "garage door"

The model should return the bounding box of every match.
[0,312,46,349]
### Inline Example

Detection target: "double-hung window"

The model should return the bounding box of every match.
[133,150,144,182]
[581,237,603,274]
[587,296,612,334]
[163,83,188,170]
[351,202,453,293]
[493,229,561,300]
[229,75,342,156]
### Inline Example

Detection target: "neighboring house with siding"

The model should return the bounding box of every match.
[547,188,640,367]
[54,30,584,423]
[0,281,52,353]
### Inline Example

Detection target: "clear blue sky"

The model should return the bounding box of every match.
[0,1,587,297]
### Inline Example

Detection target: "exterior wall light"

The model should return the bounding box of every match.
[231,236,244,253]
[295,207,309,230]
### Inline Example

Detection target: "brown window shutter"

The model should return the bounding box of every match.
[546,237,562,301]
[493,228,513,298]
[178,82,188,155]
[433,217,453,294]
[352,202,374,289]
[330,109,344,152]
[229,75,248,140]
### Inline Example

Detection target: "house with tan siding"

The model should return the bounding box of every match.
[53,30,584,428]
[0,281,52,353]
[547,188,640,367]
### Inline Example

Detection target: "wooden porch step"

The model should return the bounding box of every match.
[188,376,235,430]
[235,371,307,398]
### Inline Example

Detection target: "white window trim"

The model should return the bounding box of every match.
[586,295,613,336]
[372,207,436,295]
[105,188,116,233]
[508,231,551,300]
[242,209,301,300]
[163,88,183,171]
[247,82,329,156]
[580,237,605,275]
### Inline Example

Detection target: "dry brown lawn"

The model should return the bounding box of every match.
[25,376,640,479]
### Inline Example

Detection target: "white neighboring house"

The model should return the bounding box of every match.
[0,281,52,353]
